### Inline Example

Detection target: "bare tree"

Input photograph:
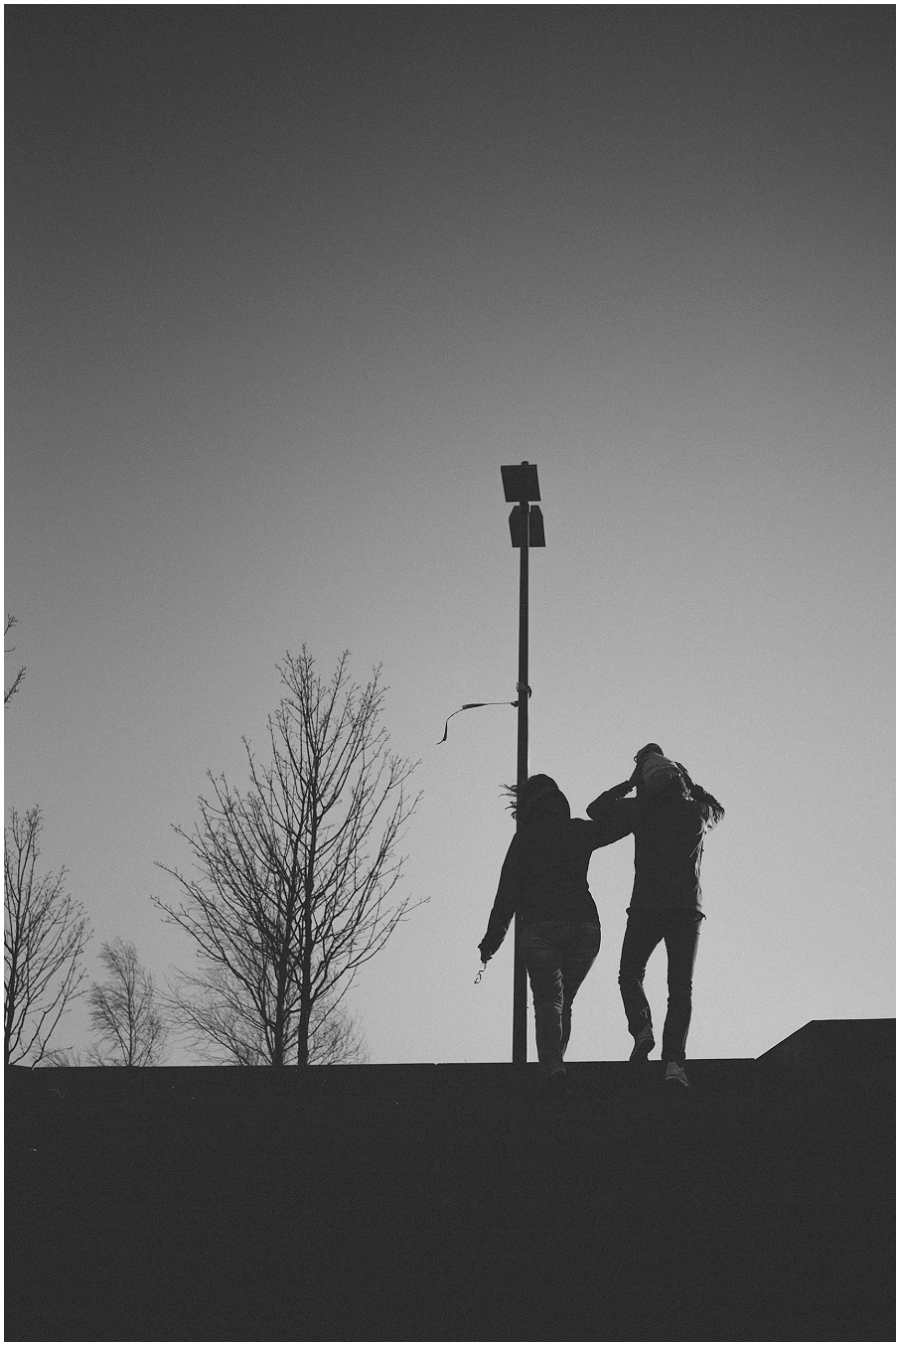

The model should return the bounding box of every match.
[169,972,367,1066]
[86,939,168,1066]
[309,999,368,1065]
[42,1047,85,1066]
[153,649,422,1066]
[4,808,91,1066]
[5,615,26,706]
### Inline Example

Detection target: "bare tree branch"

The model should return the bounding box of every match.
[4,807,91,1066]
[163,972,368,1066]
[5,615,26,707]
[87,939,169,1066]
[153,648,424,1065]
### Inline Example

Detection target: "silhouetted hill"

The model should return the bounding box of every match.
[5,1019,893,1341]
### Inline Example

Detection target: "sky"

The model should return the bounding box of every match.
[5,5,894,1067]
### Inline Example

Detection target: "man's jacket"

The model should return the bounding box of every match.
[586,786,718,911]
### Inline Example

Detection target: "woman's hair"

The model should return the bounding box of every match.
[675,763,725,824]
[501,774,569,824]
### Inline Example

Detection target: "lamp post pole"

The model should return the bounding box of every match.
[513,496,530,1065]
[501,462,545,1065]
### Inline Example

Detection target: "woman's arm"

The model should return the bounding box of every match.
[478,836,522,960]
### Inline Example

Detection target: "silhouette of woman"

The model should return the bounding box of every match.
[587,745,724,1088]
[478,774,612,1092]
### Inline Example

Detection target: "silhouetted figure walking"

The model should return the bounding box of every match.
[478,775,613,1092]
[588,744,724,1087]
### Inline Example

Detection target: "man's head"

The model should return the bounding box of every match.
[634,743,663,768]
[630,743,662,787]
[632,744,694,800]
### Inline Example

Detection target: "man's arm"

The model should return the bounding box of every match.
[695,798,720,833]
[586,787,643,845]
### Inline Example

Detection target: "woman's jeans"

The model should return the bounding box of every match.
[521,920,601,1074]
[618,906,703,1065]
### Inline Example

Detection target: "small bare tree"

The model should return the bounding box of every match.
[170,971,367,1065]
[86,939,168,1066]
[153,648,422,1065]
[309,999,368,1065]
[42,1047,85,1066]
[5,615,26,706]
[4,808,91,1066]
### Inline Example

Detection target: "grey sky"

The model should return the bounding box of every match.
[6,6,894,1064]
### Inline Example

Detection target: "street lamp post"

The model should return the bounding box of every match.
[501,462,545,1064]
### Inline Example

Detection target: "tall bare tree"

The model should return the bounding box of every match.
[5,614,26,706]
[4,807,91,1065]
[169,969,367,1065]
[153,649,422,1065]
[86,939,168,1066]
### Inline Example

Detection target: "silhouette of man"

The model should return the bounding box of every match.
[478,775,616,1093]
[587,745,724,1087]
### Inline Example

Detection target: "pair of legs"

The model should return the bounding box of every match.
[618,906,703,1065]
[521,920,601,1076]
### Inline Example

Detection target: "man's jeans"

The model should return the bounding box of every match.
[521,921,601,1074]
[618,906,703,1065]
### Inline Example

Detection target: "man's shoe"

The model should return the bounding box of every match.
[664,1061,690,1087]
[545,1067,570,1096]
[629,1025,655,1061]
